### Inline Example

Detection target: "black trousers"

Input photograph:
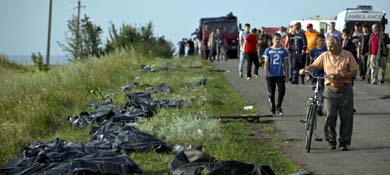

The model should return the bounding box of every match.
[244,53,260,78]
[359,54,368,78]
[291,50,305,84]
[267,76,286,111]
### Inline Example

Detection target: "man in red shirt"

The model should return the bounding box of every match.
[244,28,260,80]
[368,23,390,84]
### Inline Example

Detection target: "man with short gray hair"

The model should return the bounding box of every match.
[326,22,342,43]
[300,36,358,151]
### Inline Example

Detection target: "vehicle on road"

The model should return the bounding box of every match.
[335,5,388,33]
[199,12,239,59]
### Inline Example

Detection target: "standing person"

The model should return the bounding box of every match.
[208,29,217,61]
[187,38,195,56]
[368,23,390,84]
[305,23,320,66]
[238,23,250,77]
[342,29,357,59]
[326,22,342,44]
[361,23,371,81]
[284,25,293,81]
[309,34,327,115]
[263,33,289,116]
[300,36,358,151]
[352,23,363,79]
[178,38,186,57]
[257,27,272,66]
[216,28,225,62]
[289,23,307,84]
[277,26,287,46]
[191,28,202,56]
[244,28,260,80]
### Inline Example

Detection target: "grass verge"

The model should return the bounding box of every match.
[0,51,299,174]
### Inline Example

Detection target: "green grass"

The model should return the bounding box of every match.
[0,53,27,72]
[0,50,299,174]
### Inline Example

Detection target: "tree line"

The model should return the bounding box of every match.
[32,14,174,69]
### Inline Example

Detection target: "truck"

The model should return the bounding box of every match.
[199,12,239,59]
[335,5,388,33]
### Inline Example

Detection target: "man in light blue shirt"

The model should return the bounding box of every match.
[326,22,342,44]
[238,23,250,77]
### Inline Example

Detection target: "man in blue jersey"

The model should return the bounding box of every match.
[263,33,289,116]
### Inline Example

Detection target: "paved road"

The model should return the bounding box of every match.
[215,59,390,175]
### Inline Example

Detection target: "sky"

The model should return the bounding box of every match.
[0,0,389,56]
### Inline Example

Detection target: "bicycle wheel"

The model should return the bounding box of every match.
[305,103,317,153]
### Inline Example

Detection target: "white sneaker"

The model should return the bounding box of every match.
[277,108,284,116]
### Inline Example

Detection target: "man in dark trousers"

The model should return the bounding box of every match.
[300,36,358,151]
[244,28,260,80]
[289,22,307,84]
[263,33,289,116]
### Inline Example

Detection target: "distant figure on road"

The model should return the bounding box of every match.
[263,33,289,116]
[326,22,342,44]
[191,28,202,56]
[360,23,371,81]
[368,23,390,85]
[257,27,272,66]
[305,23,319,66]
[300,36,358,151]
[208,28,217,61]
[216,28,225,61]
[351,23,364,80]
[277,26,287,47]
[289,22,307,84]
[238,23,250,78]
[187,38,195,56]
[178,38,186,57]
[341,29,357,60]
[244,28,260,80]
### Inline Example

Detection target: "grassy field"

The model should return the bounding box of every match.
[0,51,299,174]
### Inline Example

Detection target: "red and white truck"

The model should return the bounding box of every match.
[199,13,239,59]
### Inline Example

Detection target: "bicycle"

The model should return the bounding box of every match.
[302,70,326,153]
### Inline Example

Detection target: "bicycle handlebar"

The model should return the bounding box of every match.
[305,70,328,80]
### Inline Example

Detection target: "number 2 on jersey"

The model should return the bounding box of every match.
[272,54,280,65]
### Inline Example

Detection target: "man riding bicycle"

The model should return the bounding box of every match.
[299,36,358,151]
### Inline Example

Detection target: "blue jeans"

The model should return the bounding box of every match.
[238,51,245,75]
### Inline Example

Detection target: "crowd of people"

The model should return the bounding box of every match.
[177,38,197,57]
[238,21,390,151]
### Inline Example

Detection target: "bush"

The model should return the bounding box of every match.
[0,53,25,71]
[104,22,175,58]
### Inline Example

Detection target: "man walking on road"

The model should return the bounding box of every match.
[300,36,358,151]
[244,28,260,80]
[368,23,390,85]
[326,22,342,43]
[264,33,289,116]
[289,23,307,84]
[305,23,319,66]
[257,27,272,66]
[238,23,250,78]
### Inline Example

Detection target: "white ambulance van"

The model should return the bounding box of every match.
[335,5,387,33]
